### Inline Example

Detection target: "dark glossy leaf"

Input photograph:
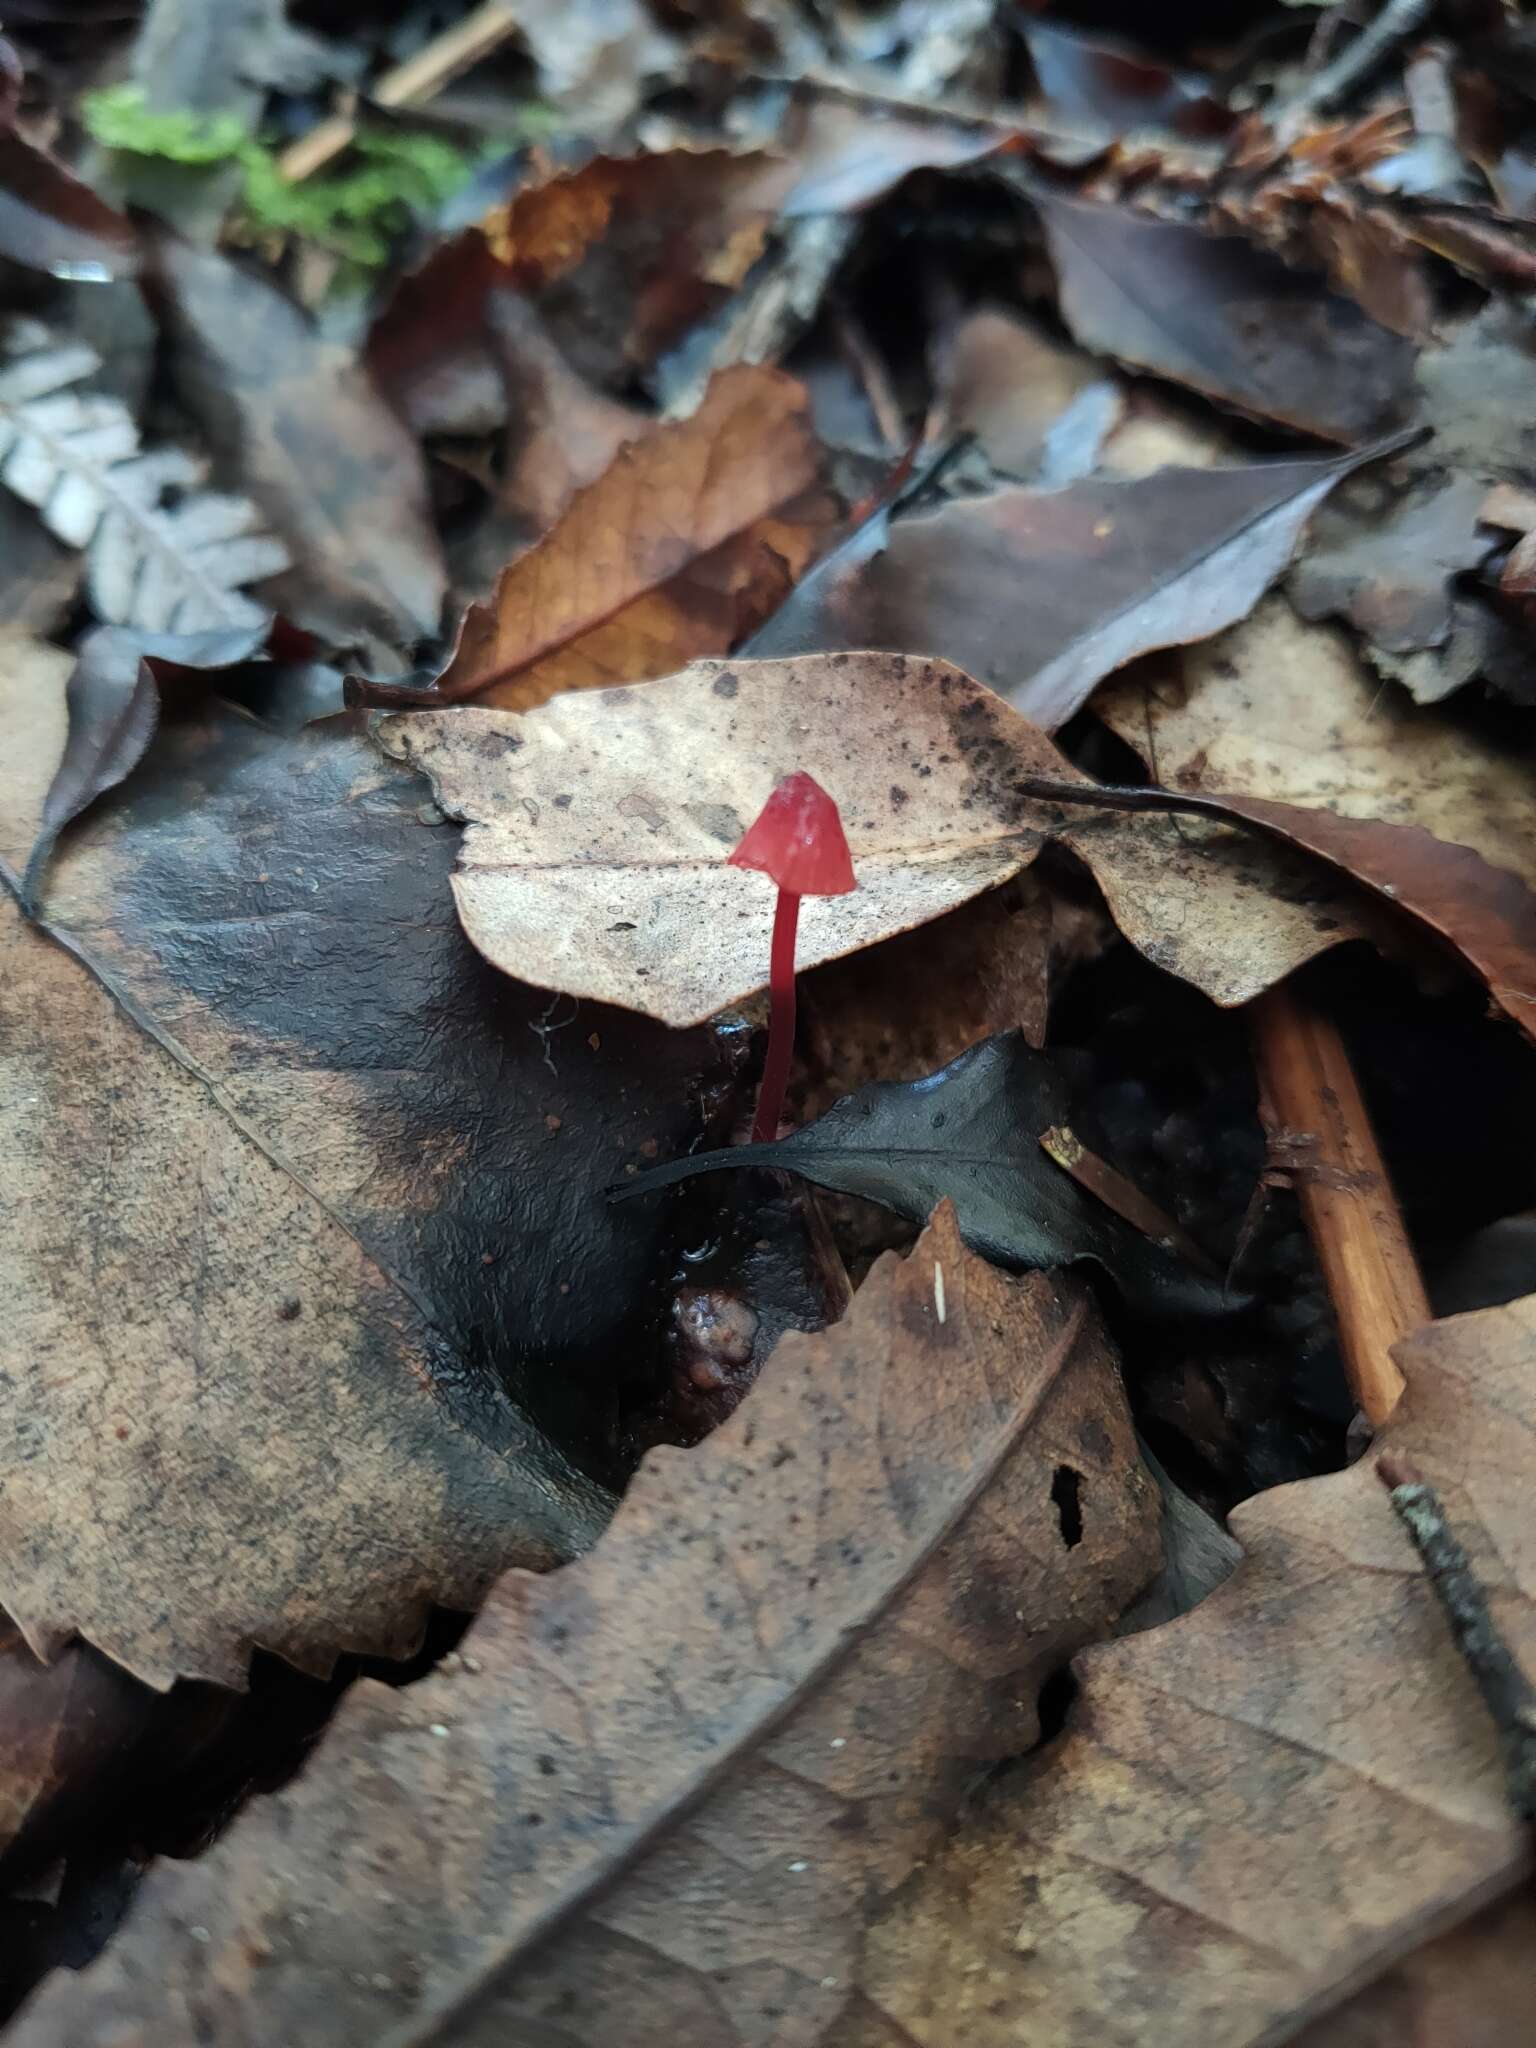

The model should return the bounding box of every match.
[1036,192,1418,443]
[0,660,746,1686]
[616,1031,1238,1321]
[20,622,268,915]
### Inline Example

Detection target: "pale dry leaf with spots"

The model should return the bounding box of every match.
[380,650,1379,1029]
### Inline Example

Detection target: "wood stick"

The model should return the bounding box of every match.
[1040,1125,1218,1274]
[1250,983,1427,1426]
[277,1,522,183]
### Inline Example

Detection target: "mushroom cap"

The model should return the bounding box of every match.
[728,771,856,896]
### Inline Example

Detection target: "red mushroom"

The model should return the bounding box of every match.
[729,771,856,1144]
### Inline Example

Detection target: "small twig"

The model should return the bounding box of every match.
[1377,1452,1536,1829]
[1274,0,1433,137]
[277,1,524,182]
[1250,985,1427,1427]
[1040,1125,1219,1275]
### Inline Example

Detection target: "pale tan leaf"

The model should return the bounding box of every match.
[380,651,1377,1028]
[855,1293,1536,2046]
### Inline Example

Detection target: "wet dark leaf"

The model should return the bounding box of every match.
[20,621,269,915]
[616,1031,1238,1322]
[0,656,745,1685]
[1036,192,1419,443]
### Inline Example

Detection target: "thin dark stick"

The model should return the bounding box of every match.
[1377,1451,1536,1829]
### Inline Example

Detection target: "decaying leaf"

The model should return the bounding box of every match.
[1036,191,1419,443]
[498,0,678,135]
[927,305,1107,480]
[359,365,832,712]
[488,290,648,534]
[146,231,447,646]
[0,1625,153,1871]
[0,323,287,632]
[616,1031,1236,1321]
[748,439,1404,726]
[11,1207,1159,2046]
[0,653,747,1687]
[1024,19,1232,138]
[849,1291,1536,2046]
[381,651,1376,1030]
[1099,598,1536,909]
[1292,306,1536,701]
[19,621,270,914]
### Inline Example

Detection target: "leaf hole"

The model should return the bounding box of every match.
[1050,1464,1084,1548]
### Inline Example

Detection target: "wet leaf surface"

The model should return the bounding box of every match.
[11,1207,1159,2047]
[616,1031,1239,1322]
[0,653,744,1686]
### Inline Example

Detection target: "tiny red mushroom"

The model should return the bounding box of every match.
[729,771,856,1144]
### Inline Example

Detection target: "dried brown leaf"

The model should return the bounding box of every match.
[147,231,447,647]
[854,1293,1536,2044]
[12,1207,1159,2045]
[746,440,1404,727]
[361,365,831,713]
[380,651,1377,1029]
[1037,191,1418,443]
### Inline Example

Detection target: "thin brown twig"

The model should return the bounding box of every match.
[277,1,523,182]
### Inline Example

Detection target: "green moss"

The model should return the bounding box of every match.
[81,86,483,274]
[83,83,250,164]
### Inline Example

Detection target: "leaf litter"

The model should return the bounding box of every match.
[4,1,1536,2039]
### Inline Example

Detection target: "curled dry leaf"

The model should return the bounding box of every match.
[1291,307,1533,701]
[747,439,1405,727]
[11,1206,1159,2047]
[1036,190,1419,443]
[0,656,745,1688]
[18,621,269,915]
[381,651,1376,1029]
[357,365,832,713]
[851,1292,1536,2046]
[146,231,447,647]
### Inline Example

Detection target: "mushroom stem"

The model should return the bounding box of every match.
[753,888,801,1143]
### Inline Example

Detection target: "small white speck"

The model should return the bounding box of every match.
[788,1859,808,1873]
[1015,1609,1025,1621]
[933,1263,946,1324]
[461,1655,483,1675]
[1382,883,1398,897]
[822,1977,839,1990]
[189,1926,211,1945]
[371,1973,393,1992]
[429,1722,451,1738]
[830,1737,846,1749]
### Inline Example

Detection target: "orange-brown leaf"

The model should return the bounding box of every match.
[410,366,833,713]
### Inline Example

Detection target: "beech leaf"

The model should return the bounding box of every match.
[846,1291,1536,2044]
[353,365,833,713]
[10,1206,1160,2046]
[615,1031,1239,1321]
[746,439,1409,726]
[380,651,1378,1031]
